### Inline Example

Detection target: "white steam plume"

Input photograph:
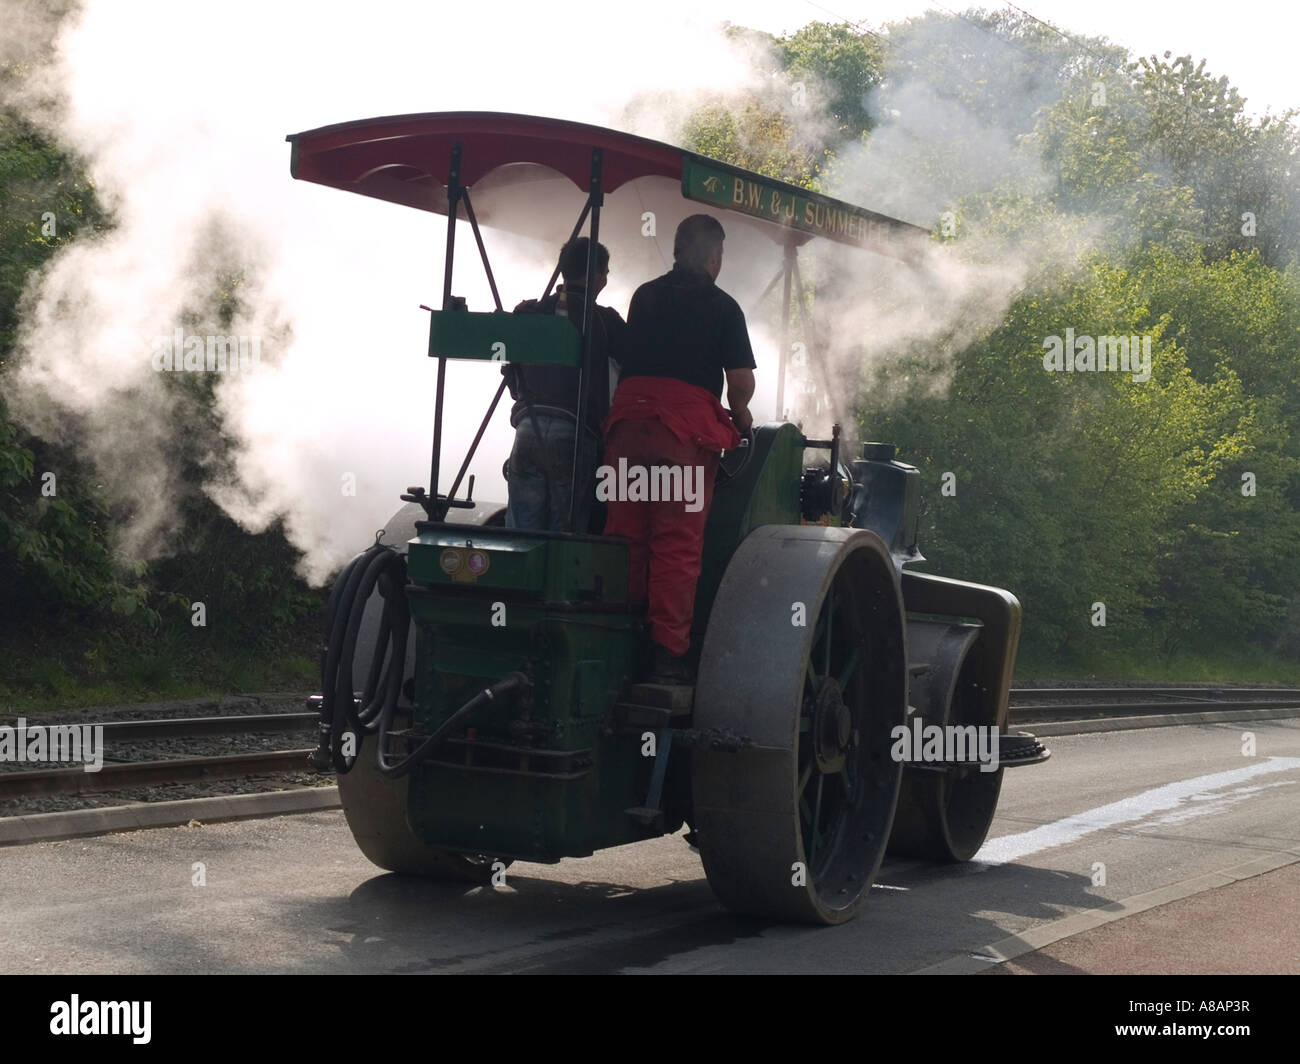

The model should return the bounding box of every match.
[3,1,1117,582]
[1,0,780,582]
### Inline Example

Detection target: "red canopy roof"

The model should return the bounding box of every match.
[287,112,929,257]
[288,112,682,212]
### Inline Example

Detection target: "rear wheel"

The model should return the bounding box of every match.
[887,623,1003,862]
[692,526,908,924]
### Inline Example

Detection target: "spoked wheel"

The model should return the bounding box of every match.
[693,526,908,924]
[334,503,511,883]
[887,622,1003,861]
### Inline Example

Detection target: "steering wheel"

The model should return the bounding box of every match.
[716,425,755,485]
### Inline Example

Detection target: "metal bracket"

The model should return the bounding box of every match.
[670,727,752,753]
[626,728,672,830]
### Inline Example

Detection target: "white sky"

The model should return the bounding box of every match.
[735,0,1299,116]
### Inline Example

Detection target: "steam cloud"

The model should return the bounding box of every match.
[3,1,1111,583]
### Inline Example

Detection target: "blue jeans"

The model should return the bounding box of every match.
[505,414,599,532]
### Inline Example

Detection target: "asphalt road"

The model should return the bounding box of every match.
[1,718,1297,974]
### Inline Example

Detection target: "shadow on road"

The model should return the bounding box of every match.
[319,870,767,973]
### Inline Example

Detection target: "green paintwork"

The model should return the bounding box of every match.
[401,424,809,862]
[406,602,649,859]
[404,526,646,860]
[689,422,805,659]
[428,308,581,365]
[408,528,627,602]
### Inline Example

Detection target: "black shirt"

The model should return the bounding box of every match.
[507,285,628,436]
[623,266,756,398]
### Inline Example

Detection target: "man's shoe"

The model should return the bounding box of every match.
[648,644,695,685]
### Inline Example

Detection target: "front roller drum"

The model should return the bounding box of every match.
[334,504,507,883]
[339,725,505,883]
[692,526,908,925]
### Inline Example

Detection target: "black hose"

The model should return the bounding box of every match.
[375,670,529,779]
[334,547,406,733]
[315,544,409,774]
[315,542,530,780]
[311,547,370,769]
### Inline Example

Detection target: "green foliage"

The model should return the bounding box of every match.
[682,103,820,187]
[863,247,1300,665]
[878,8,1126,136]
[773,22,883,142]
[746,10,1300,675]
[0,110,105,355]
[681,21,889,187]
[1035,49,1300,267]
[0,106,320,704]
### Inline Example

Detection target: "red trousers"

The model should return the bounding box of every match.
[603,418,720,656]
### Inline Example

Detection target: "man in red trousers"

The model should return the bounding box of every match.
[603,214,756,684]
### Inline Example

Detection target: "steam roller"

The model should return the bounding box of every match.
[314,428,1048,923]
[291,111,1050,924]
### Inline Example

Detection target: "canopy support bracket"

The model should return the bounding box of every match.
[460,189,503,312]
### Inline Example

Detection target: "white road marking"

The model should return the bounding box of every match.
[975,756,1300,865]
[1137,778,1297,828]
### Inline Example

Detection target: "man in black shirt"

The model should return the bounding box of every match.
[505,238,627,532]
[603,215,757,683]
[620,234,758,407]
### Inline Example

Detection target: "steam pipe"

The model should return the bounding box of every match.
[376,671,530,779]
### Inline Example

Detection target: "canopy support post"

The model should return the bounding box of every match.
[791,254,821,419]
[775,243,796,421]
[751,264,788,313]
[427,141,462,522]
[566,147,603,534]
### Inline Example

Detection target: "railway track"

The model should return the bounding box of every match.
[14,711,318,744]
[0,712,320,801]
[2,688,1298,801]
[0,750,315,799]
[1007,687,1300,722]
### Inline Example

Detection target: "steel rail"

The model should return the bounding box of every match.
[1010,686,1300,700]
[1,712,317,744]
[0,750,316,799]
[5,687,1299,800]
[1009,698,1300,722]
